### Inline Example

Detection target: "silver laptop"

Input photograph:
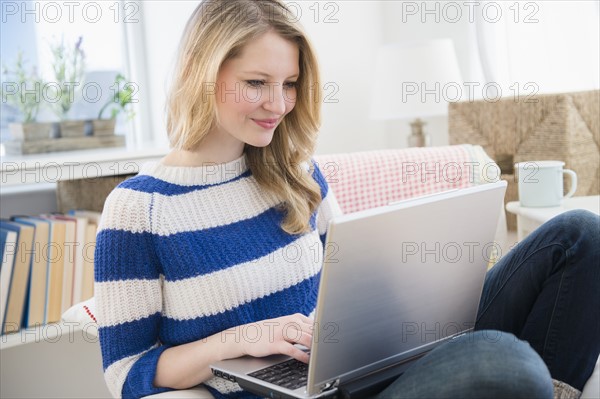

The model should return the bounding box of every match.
[211,180,507,399]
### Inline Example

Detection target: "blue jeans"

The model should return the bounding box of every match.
[377,210,600,398]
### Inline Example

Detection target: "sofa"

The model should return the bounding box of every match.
[62,144,598,398]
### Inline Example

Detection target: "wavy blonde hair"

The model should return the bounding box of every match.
[166,0,322,235]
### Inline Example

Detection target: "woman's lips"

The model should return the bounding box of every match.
[252,118,278,129]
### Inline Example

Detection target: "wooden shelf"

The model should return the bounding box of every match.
[1,144,167,188]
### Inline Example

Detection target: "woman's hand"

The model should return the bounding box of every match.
[229,313,314,363]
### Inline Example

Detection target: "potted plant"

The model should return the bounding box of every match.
[1,51,53,141]
[93,73,136,136]
[46,36,86,137]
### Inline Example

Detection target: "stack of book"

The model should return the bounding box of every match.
[0,210,101,335]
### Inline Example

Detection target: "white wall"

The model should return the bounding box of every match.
[294,1,387,154]
[138,1,200,149]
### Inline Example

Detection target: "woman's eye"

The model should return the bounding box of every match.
[246,80,265,87]
[284,81,298,89]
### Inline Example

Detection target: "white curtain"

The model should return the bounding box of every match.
[475,0,600,96]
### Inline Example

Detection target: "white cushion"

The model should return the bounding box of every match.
[141,386,214,399]
[61,297,99,337]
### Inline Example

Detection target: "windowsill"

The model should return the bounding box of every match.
[0,141,168,189]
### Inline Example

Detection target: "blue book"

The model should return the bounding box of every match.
[13,217,51,328]
[1,229,14,273]
[1,228,18,332]
[0,221,34,334]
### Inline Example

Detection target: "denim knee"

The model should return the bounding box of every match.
[377,330,554,399]
[452,330,553,398]
[550,209,600,240]
[548,209,600,257]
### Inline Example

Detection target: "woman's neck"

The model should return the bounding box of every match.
[161,146,244,167]
[162,127,247,166]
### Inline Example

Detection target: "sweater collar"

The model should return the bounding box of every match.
[139,154,249,186]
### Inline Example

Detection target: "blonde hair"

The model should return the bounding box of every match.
[166,0,322,235]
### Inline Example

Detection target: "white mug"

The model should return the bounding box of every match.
[515,161,577,207]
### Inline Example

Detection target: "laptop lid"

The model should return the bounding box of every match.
[307,180,507,394]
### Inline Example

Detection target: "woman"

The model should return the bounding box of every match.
[94,1,599,398]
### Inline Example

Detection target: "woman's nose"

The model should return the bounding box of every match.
[262,84,287,115]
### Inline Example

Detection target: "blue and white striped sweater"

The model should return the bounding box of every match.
[94,155,340,399]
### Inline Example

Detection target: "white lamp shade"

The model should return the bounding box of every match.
[370,39,463,120]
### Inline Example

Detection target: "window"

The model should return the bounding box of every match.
[0,0,140,154]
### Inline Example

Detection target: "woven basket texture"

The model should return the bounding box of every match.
[56,174,135,214]
[448,90,600,229]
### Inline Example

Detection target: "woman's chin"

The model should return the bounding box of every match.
[246,135,275,148]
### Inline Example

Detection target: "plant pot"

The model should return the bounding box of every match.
[92,119,117,136]
[8,122,54,141]
[60,120,87,138]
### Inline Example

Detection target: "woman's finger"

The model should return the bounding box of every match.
[279,342,311,364]
[295,331,313,349]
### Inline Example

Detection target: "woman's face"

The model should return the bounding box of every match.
[212,31,300,150]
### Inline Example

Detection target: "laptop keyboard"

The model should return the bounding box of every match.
[249,358,309,390]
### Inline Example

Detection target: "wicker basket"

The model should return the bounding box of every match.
[56,174,135,214]
[448,90,600,230]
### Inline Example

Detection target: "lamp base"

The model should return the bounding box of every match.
[407,118,431,147]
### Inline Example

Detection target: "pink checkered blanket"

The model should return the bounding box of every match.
[314,144,497,214]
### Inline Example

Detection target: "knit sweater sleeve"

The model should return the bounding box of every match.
[94,184,172,399]
[312,162,342,245]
